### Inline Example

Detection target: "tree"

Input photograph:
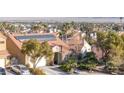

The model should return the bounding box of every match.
[60,22,76,41]
[21,39,53,69]
[0,22,11,31]
[31,23,48,33]
[112,25,119,31]
[0,23,5,31]
[78,52,98,71]
[96,31,124,66]
[40,41,53,64]
[9,25,18,32]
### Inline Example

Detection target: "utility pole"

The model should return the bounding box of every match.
[120,17,123,31]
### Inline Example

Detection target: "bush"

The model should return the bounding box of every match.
[119,64,124,71]
[29,68,46,75]
[83,52,98,63]
[78,63,97,71]
[104,62,118,73]
[78,52,98,71]
[60,58,77,73]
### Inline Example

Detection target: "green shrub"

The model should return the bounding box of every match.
[119,64,124,71]
[60,58,77,73]
[83,52,98,64]
[104,62,118,73]
[78,52,98,71]
[78,63,97,71]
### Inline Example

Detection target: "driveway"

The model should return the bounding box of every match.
[5,70,16,75]
[41,65,68,75]
[40,65,109,75]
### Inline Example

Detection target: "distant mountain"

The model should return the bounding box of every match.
[0,17,123,23]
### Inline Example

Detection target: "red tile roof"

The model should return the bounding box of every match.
[6,33,22,49]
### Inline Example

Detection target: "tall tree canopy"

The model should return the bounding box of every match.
[96,31,124,66]
[31,22,48,33]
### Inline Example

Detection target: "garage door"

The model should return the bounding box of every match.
[27,57,47,68]
[36,57,46,67]
[0,59,5,68]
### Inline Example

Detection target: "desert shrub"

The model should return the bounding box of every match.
[60,58,77,73]
[29,68,46,75]
[104,62,118,73]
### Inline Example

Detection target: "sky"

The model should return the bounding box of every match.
[0,17,123,23]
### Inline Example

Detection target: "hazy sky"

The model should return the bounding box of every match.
[0,17,123,23]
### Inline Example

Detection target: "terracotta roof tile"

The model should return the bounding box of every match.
[6,33,22,49]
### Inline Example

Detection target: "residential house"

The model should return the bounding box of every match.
[13,33,70,68]
[81,39,91,56]
[0,32,10,68]
[66,32,83,53]
[0,32,25,68]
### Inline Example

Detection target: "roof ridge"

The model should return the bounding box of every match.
[5,33,22,49]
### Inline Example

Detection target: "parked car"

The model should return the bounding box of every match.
[6,64,31,75]
[11,65,21,75]
[15,65,31,75]
[6,66,20,75]
[0,67,6,75]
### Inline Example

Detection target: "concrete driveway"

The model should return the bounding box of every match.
[5,70,16,75]
[41,65,68,75]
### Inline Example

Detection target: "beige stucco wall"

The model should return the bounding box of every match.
[6,36,26,65]
[92,46,103,60]
[0,37,6,51]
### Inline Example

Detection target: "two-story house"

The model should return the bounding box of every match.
[0,32,11,67]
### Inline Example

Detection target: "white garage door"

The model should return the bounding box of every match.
[0,59,5,68]
[27,56,47,68]
[36,57,47,67]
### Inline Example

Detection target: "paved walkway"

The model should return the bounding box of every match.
[40,65,109,75]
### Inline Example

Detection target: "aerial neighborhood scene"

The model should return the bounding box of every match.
[1,17,124,75]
